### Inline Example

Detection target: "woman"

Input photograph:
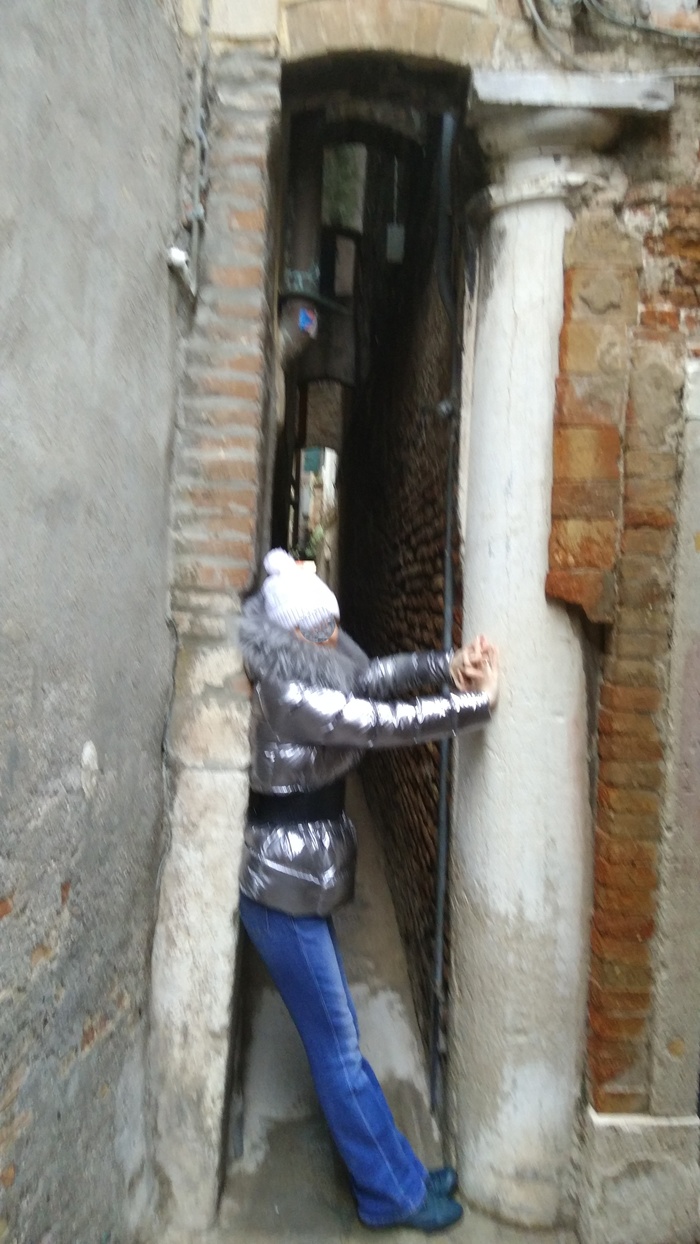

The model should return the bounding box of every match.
[239,549,499,1233]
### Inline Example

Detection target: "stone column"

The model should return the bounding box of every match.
[450,101,619,1230]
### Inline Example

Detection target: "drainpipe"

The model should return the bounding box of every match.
[430,112,459,1115]
[280,111,325,369]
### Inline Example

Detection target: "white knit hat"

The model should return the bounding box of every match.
[262,549,340,633]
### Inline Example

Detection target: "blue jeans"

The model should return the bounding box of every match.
[239,893,427,1226]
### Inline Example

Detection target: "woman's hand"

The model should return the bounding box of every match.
[450,635,499,708]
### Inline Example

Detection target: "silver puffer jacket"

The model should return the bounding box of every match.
[238,590,491,917]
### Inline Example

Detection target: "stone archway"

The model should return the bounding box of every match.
[280,0,498,66]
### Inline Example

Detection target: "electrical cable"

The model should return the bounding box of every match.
[584,0,700,41]
[520,0,592,67]
[520,0,700,77]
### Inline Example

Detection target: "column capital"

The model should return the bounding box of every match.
[465,70,674,212]
[469,104,620,164]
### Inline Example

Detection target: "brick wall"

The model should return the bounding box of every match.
[341,134,463,1040]
[149,46,281,1223]
[547,188,700,1112]
[170,50,280,629]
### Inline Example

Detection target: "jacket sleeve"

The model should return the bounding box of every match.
[356,652,452,699]
[256,675,491,750]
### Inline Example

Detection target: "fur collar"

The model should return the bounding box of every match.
[240,591,369,693]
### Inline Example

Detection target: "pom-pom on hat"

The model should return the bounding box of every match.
[262,548,340,635]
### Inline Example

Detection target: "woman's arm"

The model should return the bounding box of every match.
[256,675,492,750]
[356,652,451,699]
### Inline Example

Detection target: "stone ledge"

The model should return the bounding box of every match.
[150,766,249,1229]
[469,70,674,114]
[579,1107,700,1244]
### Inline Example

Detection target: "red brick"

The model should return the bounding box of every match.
[618,577,670,610]
[590,955,653,991]
[551,479,621,520]
[681,309,700,334]
[657,230,700,263]
[616,606,671,635]
[598,760,663,791]
[596,808,661,839]
[175,560,252,590]
[549,518,617,570]
[589,979,652,1016]
[209,264,264,289]
[593,908,655,940]
[174,535,252,561]
[178,486,257,512]
[625,450,677,479]
[203,295,263,321]
[621,527,676,557]
[554,426,621,481]
[188,374,262,402]
[594,882,656,917]
[195,513,256,536]
[600,684,662,712]
[559,322,628,376]
[589,1036,642,1081]
[180,399,260,431]
[624,478,677,509]
[591,1087,648,1112]
[594,856,657,891]
[640,304,681,331]
[589,1008,647,1041]
[597,784,660,819]
[623,500,677,528]
[595,831,657,867]
[667,187,700,209]
[194,457,258,484]
[660,285,699,311]
[615,631,670,661]
[591,929,651,967]
[554,374,628,428]
[602,658,665,690]
[598,708,661,740]
[597,731,664,764]
[228,206,266,231]
[545,569,615,623]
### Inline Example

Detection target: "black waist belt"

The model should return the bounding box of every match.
[248,780,346,826]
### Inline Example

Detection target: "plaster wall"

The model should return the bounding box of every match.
[0,3,181,1239]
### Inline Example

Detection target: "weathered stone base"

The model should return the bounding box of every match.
[579,1107,700,1244]
[150,764,250,1227]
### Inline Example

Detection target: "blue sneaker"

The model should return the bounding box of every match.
[427,1166,459,1198]
[397,1189,463,1233]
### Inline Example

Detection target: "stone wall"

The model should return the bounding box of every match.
[546,183,700,1112]
[341,134,464,1040]
[0,3,182,1240]
[149,45,281,1230]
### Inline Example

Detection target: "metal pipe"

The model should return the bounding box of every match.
[430,112,459,1115]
